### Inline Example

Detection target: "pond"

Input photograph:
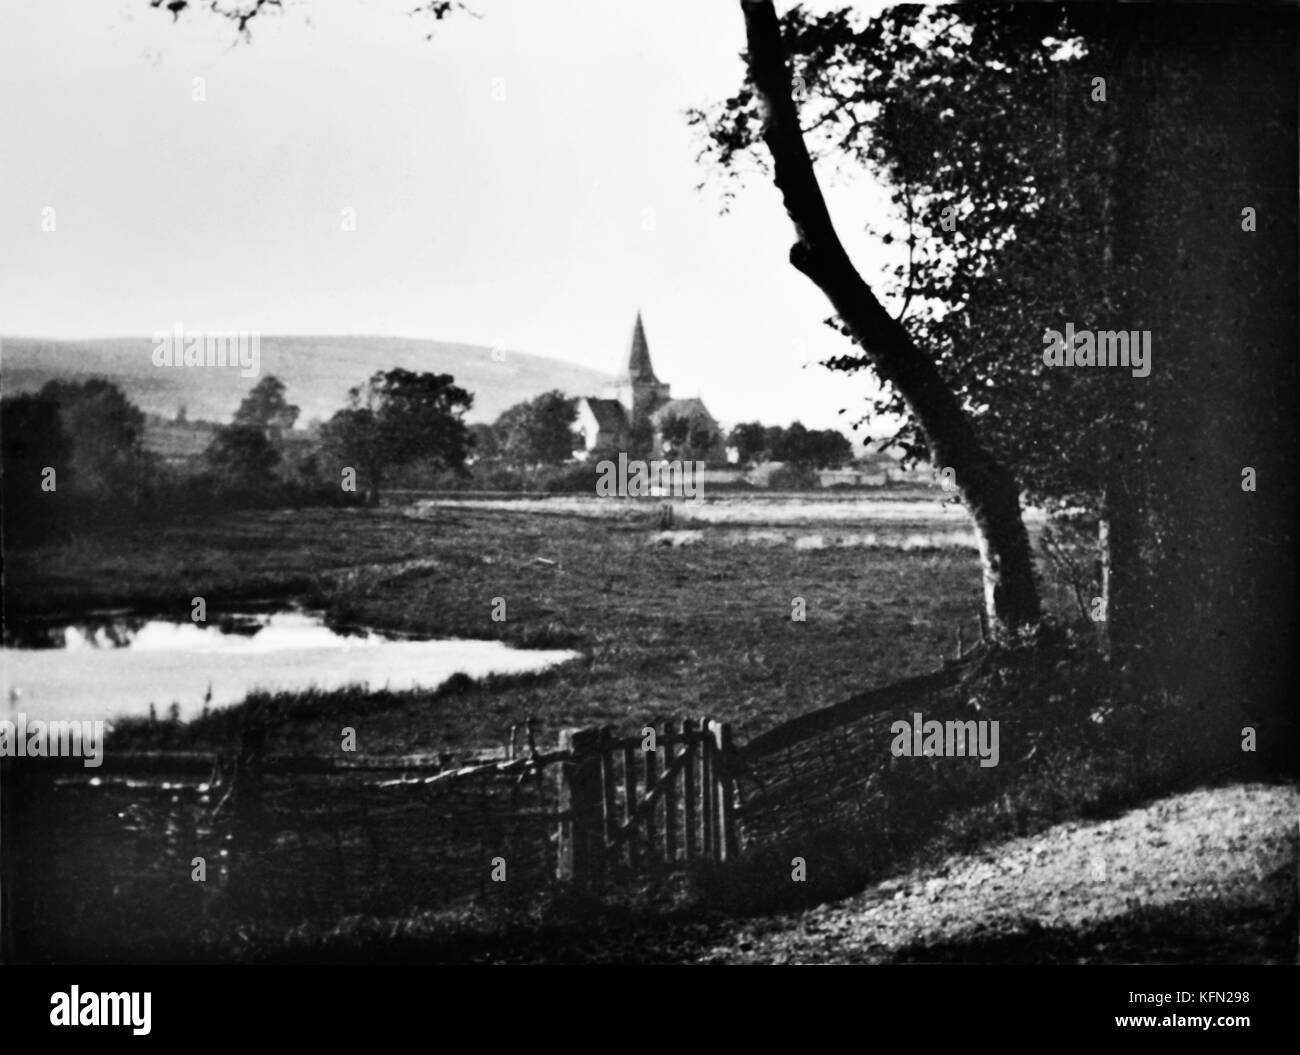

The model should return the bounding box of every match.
[0,607,582,724]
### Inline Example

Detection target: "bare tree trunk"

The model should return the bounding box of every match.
[739,0,1040,636]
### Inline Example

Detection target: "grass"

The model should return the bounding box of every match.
[6,500,995,752]
[4,497,1291,963]
[220,637,1293,964]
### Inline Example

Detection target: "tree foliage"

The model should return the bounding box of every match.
[205,423,281,483]
[1,393,72,542]
[493,390,580,468]
[321,368,473,502]
[233,375,300,438]
[38,379,147,499]
[729,420,853,469]
[728,421,768,464]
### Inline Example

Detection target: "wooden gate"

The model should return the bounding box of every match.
[555,717,739,883]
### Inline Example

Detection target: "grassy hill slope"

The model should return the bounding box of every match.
[1,335,611,426]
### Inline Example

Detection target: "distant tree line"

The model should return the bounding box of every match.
[1,367,475,543]
[727,421,854,470]
[3,371,871,542]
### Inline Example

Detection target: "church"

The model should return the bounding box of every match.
[574,312,726,464]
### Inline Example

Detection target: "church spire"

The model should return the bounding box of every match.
[619,310,660,384]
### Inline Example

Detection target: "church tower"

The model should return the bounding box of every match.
[607,311,671,442]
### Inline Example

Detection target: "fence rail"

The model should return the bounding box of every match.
[8,715,743,899]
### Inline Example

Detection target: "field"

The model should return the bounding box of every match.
[6,492,1047,754]
[6,492,1287,964]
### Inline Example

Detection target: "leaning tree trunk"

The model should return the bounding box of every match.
[739,0,1041,636]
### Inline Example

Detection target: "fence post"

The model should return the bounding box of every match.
[528,718,547,876]
[644,726,659,866]
[710,720,738,862]
[700,716,714,860]
[683,720,697,862]
[599,726,618,863]
[556,727,603,884]
[663,719,679,864]
[623,738,640,870]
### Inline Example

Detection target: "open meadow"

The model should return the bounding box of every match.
[8,491,1055,754]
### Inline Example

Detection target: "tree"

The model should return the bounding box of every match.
[1,392,72,542]
[467,422,499,462]
[658,412,691,453]
[736,4,1145,647]
[493,390,580,469]
[732,419,850,468]
[39,379,147,501]
[809,428,853,470]
[729,421,767,465]
[699,2,1296,686]
[763,424,786,460]
[772,421,808,466]
[772,422,847,470]
[654,410,716,462]
[693,0,1042,638]
[232,375,300,441]
[204,424,280,484]
[207,376,299,485]
[321,369,473,505]
[688,422,715,458]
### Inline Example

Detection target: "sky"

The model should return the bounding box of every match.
[0,0,909,435]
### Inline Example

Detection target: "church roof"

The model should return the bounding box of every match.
[581,397,629,433]
[615,311,661,385]
[650,397,716,427]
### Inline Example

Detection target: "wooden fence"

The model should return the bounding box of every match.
[556,717,739,884]
[3,735,567,947]
[9,715,741,902]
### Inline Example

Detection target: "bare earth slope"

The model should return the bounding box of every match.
[698,783,1298,964]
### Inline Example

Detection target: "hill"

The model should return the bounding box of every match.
[0,336,612,427]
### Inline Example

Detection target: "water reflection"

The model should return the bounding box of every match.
[3,608,380,651]
[1,608,580,724]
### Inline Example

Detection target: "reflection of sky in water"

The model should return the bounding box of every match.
[2,610,581,724]
[61,614,386,654]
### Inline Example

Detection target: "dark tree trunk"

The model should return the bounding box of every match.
[738,0,1041,636]
[1098,483,1146,665]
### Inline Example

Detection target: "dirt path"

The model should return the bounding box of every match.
[694,783,1298,963]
